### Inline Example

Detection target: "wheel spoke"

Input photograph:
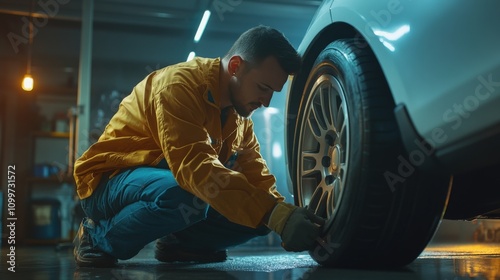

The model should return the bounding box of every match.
[312,95,327,131]
[320,86,333,130]
[306,111,322,139]
[302,177,319,206]
[309,180,331,216]
[336,103,345,132]
[333,177,342,207]
[301,151,322,177]
[328,194,334,217]
[339,116,347,149]
[308,95,329,139]
[327,86,337,128]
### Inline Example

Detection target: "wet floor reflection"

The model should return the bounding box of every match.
[1,243,499,280]
[453,258,500,280]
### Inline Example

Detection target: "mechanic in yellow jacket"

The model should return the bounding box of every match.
[73,25,325,267]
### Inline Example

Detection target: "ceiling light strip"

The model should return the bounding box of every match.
[194,10,211,43]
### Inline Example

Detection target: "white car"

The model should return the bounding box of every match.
[284,0,500,267]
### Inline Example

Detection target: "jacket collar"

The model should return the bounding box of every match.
[203,57,221,109]
[202,57,244,127]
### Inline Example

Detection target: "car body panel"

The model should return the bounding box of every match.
[292,0,500,168]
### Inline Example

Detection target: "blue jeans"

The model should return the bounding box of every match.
[80,165,271,260]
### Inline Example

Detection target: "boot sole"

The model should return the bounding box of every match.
[74,247,118,267]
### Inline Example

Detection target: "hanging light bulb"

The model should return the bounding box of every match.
[22,1,34,92]
[22,74,34,91]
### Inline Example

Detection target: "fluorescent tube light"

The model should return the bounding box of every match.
[194,10,211,43]
[187,51,196,61]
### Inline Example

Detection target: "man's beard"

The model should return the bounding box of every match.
[231,95,253,119]
[229,76,253,118]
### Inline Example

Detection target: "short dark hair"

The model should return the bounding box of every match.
[224,25,301,75]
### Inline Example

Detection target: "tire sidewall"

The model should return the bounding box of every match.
[294,42,371,264]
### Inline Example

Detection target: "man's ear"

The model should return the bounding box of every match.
[228,55,243,75]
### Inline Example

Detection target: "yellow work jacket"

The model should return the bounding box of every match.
[74,57,284,228]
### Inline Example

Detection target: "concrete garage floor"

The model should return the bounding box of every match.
[1,241,499,280]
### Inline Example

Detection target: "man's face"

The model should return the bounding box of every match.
[228,56,288,118]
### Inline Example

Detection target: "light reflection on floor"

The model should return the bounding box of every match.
[421,243,500,280]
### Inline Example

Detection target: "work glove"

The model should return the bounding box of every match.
[265,202,326,252]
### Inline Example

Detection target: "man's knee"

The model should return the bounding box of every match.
[156,187,209,226]
[178,197,209,226]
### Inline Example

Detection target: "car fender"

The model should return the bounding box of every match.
[291,0,500,171]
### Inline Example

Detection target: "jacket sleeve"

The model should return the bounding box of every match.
[151,83,278,228]
[231,119,285,202]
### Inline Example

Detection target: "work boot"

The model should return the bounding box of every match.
[73,218,117,267]
[155,234,227,263]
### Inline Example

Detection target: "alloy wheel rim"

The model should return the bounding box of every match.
[297,72,350,224]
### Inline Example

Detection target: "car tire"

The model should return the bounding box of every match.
[291,39,452,267]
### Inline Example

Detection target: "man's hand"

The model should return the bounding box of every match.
[266,202,326,252]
